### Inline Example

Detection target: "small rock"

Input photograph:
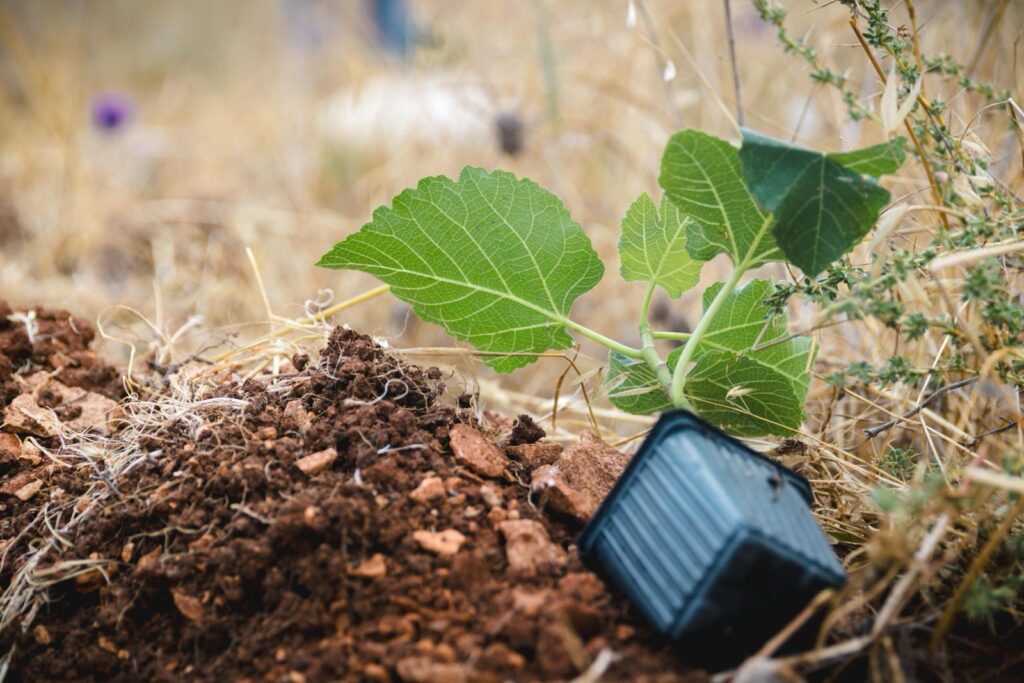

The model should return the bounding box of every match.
[507,442,563,468]
[1,471,34,497]
[349,553,387,578]
[20,439,42,465]
[412,529,467,556]
[499,519,566,576]
[478,484,502,508]
[512,586,552,616]
[4,394,61,437]
[302,506,322,526]
[172,589,204,621]
[33,624,51,645]
[483,642,526,670]
[615,624,636,641]
[395,656,468,683]
[282,400,312,433]
[530,465,598,520]
[13,479,42,501]
[98,635,118,654]
[486,507,508,527]
[65,392,119,435]
[0,433,21,464]
[362,663,389,682]
[135,547,162,574]
[120,542,135,563]
[410,476,446,505]
[295,447,337,475]
[46,379,87,404]
[449,424,508,478]
[557,432,631,501]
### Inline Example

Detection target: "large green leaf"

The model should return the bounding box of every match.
[691,280,811,395]
[604,280,813,433]
[317,167,604,372]
[659,130,780,267]
[670,279,813,435]
[682,350,809,436]
[605,351,672,415]
[739,129,903,276]
[618,193,704,298]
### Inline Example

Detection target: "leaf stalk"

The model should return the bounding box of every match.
[562,318,643,359]
[638,283,674,394]
[667,213,774,408]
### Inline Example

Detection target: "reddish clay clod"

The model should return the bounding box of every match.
[412,529,467,556]
[5,394,61,437]
[499,519,567,577]
[349,553,387,578]
[449,424,508,477]
[409,476,446,505]
[295,447,338,475]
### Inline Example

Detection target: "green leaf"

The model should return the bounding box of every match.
[604,280,813,429]
[830,138,906,177]
[739,129,902,276]
[316,167,604,372]
[668,279,814,435]
[691,280,810,393]
[605,351,672,415]
[659,130,780,267]
[618,193,704,298]
[682,350,809,436]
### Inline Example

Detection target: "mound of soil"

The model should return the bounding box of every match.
[0,304,704,682]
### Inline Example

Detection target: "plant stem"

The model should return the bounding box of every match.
[562,318,643,359]
[668,265,745,408]
[667,214,773,408]
[638,283,673,394]
[652,330,691,341]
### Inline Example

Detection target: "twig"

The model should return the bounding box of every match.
[864,377,978,438]
[964,416,1019,447]
[722,0,744,127]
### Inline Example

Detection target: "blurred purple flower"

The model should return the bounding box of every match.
[91,92,133,132]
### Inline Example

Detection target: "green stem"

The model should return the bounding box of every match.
[638,284,673,394]
[562,318,643,358]
[668,213,774,408]
[652,330,692,341]
[668,265,745,408]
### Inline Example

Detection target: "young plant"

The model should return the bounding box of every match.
[317,128,904,436]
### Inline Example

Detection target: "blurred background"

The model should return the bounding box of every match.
[0,0,1019,411]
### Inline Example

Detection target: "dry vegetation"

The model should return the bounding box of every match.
[2,0,1024,679]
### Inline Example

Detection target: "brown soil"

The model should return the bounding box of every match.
[0,303,704,682]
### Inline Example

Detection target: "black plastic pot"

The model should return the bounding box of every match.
[578,411,846,667]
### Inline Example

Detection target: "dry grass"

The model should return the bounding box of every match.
[2,0,1024,677]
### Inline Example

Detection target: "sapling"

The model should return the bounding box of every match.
[318,128,904,436]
